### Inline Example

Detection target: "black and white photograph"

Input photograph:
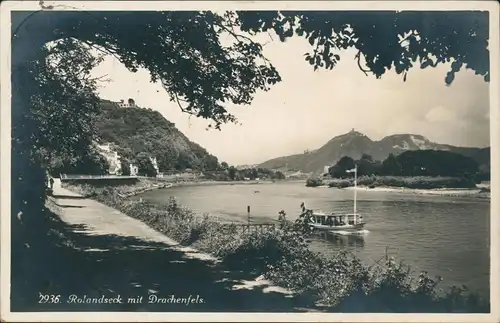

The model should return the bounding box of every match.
[1,1,499,322]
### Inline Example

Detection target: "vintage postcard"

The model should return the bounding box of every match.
[1,1,499,322]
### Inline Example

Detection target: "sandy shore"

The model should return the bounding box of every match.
[342,185,491,198]
[168,179,275,187]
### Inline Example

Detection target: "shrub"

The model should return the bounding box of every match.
[306,177,323,187]
[328,180,352,188]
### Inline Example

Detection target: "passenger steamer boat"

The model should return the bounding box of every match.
[303,165,366,232]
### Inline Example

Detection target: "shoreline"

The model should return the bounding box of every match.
[115,178,285,198]
[316,184,491,199]
[168,179,276,187]
[307,176,490,199]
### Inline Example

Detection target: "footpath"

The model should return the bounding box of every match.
[41,179,306,312]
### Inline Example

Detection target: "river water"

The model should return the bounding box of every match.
[139,181,491,298]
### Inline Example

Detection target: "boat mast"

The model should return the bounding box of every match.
[354,164,357,224]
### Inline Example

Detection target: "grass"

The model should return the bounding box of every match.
[62,182,489,313]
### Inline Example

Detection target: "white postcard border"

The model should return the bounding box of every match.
[1,1,498,322]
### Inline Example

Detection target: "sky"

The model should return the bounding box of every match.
[90,32,490,166]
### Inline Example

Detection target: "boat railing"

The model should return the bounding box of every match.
[311,212,364,225]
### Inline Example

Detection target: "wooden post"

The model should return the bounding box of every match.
[247,205,251,225]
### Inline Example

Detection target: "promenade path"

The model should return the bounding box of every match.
[41,179,311,312]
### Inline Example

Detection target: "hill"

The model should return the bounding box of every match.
[94,100,220,172]
[258,130,490,174]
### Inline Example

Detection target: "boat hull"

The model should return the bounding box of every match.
[310,222,366,232]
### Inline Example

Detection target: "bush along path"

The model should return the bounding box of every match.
[62,181,490,313]
[43,179,315,312]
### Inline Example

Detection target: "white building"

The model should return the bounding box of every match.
[97,143,122,175]
[324,166,330,175]
[130,164,139,176]
[150,157,159,174]
[117,98,136,108]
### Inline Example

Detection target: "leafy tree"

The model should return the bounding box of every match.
[157,149,179,172]
[328,165,342,178]
[239,168,259,180]
[329,156,356,178]
[175,152,192,171]
[76,149,110,175]
[115,146,134,161]
[338,156,356,170]
[11,33,104,250]
[135,153,158,177]
[273,171,286,180]
[237,11,489,84]
[156,156,173,173]
[202,155,219,171]
[357,153,378,176]
[381,153,403,175]
[360,153,373,162]
[120,159,131,176]
[331,151,480,178]
[220,162,229,170]
[228,166,237,180]
[395,150,478,177]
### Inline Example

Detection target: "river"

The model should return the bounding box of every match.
[139,181,491,299]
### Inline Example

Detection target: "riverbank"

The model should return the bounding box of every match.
[329,175,478,189]
[167,179,275,187]
[62,178,279,199]
[306,176,490,197]
[63,177,170,198]
[342,185,491,199]
[62,182,489,312]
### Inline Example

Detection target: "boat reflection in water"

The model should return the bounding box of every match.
[315,230,367,248]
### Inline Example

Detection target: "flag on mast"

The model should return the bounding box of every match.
[346,167,356,173]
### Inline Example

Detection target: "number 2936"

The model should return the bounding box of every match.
[38,293,61,304]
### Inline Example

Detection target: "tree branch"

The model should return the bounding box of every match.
[80,39,122,62]
[355,50,371,76]
[173,93,196,117]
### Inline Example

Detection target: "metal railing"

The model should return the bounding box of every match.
[60,174,139,180]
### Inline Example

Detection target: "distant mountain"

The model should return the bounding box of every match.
[258,130,490,174]
[94,100,220,172]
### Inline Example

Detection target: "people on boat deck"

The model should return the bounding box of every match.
[326,217,333,226]
[338,216,345,225]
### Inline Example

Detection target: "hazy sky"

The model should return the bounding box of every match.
[90,33,490,165]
